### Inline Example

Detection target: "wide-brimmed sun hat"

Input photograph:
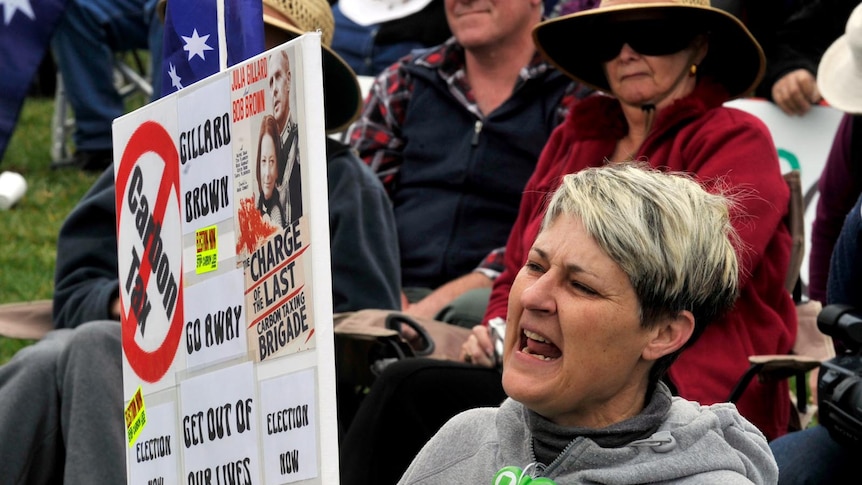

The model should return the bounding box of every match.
[263,0,362,133]
[817,3,862,113]
[533,0,765,100]
[339,0,435,26]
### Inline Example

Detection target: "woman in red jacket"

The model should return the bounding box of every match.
[467,0,796,440]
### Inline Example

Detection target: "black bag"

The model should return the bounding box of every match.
[333,310,471,430]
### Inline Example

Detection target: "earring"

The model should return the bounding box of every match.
[689,64,697,77]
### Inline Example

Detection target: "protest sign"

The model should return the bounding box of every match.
[727,99,844,294]
[115,34,337,484]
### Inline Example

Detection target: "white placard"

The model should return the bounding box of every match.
[726,99,845,292]
[183,268,248,368]
[259,368,319,483]
[115,94,186,397]
[180,362,261,485]
[127,403,181,485]
[178,75,235,233]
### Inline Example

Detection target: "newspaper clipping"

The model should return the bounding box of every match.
[115,34,336,485]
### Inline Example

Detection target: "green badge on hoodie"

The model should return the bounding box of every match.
[493,466,557,485]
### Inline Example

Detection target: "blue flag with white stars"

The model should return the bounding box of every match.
[161,0,264,97]
[0,0,68,163]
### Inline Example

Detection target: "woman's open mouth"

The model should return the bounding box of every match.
[520,329,562,361]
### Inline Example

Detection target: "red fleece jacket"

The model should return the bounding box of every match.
[485,80,797,440]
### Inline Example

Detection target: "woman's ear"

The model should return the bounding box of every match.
[642,310,695,361]
[694,34,709,65]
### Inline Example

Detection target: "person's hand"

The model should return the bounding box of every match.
[111,297,122,320]
[460,325,496,368]
[396,292,431,345]
[402,297,439,320]
[771,69,821,116]
[400,291,410,311]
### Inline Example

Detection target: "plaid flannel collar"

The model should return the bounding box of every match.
[413,36,556,89]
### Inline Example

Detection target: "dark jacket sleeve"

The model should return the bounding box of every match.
[827,192,862,306]
[810,114,862,302]
[754,0,856,100]
[326,139,401,312]
[52,168,120,329]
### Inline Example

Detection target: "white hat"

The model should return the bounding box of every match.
[339,0,435,26]
[534,0,765,100]
[817,3,862,113]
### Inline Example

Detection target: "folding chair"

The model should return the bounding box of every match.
[0,299,53,340]
[50,51,153,165]
[728,170,835,431]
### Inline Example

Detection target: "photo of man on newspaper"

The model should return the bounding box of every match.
[268,48,303,223]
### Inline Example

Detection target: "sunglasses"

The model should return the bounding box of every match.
[595,22,701,62]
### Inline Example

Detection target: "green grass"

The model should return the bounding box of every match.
[0,97,101,363]
[1,62,150,364]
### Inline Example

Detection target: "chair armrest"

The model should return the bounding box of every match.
[0,299,54,340]
[747,354,823,379]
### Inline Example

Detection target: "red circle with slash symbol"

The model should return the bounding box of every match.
[116,121,185,383]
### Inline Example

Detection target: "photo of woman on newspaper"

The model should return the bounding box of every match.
[256,114,288,229]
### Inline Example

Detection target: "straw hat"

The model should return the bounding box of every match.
[817,3,862,113]
[339,0,435,26]
[263,0,362,133]
[533,0,765,100]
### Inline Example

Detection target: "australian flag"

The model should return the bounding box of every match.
[161,0,264,96]
[0,0,68,163]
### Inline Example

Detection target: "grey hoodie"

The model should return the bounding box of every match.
[398,392,778,484]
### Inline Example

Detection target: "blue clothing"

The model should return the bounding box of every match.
[331,1,450,77]
[0,0,69,164]
[827,192,862,305]
[332,4,427,77]
[51,0,162,152]
[769,425,855,484]
[325,138,402,312]
[393,49,572,289]
[814,189,862,485]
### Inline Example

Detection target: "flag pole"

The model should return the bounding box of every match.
[216,0,228,71]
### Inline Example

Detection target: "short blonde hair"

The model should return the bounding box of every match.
[542,163,740,379]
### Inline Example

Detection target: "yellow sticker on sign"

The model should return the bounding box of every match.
[196,225,218,274]
[125,386,147,447]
